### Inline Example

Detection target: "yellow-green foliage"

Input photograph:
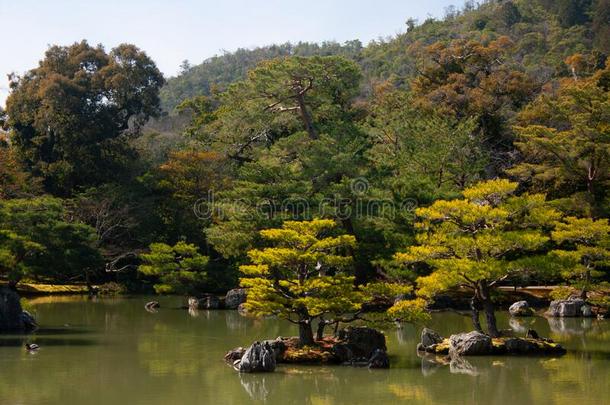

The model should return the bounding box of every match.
[387,298,430,323]
[396,179,560,298]
[239,219,361,321]
[550,217,610,295]
[139,241,209,295]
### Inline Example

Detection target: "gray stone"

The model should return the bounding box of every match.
[547,298,591,317]
[509,301,534,317]
[237,341,276,373]
[368,349,390,369]
[262,337,286,361]
[420,328,443,350]
[225,288,248,309]
[449,331,492,357]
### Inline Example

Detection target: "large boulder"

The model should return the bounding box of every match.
[237,341,276,373]
[509,301,534,317]
[0,288,36,332]
[225,288,247,309]
[337,326,387,359]
[546,298,592,318]
[449,331,492,357]
[418,328,443,351]
[225,347,246,363]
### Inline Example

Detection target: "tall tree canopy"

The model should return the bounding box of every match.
[6,40,164,195]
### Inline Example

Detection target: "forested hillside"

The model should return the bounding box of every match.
[1,0,609,314]
[161,0,610,112]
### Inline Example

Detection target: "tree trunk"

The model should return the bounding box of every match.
[296,94,318,140]
[299,320,315,346]
[316,319,327,341]
[470,296,483,333]
[480,282,500,337]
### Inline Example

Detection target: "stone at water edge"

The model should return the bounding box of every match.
[188,295,222,310]
[509,301,534,317]
[144,301,160,311]
[449,331,492,357]
[418,328,443,351]
[0,287,37,332]
[337,326,387,359]
[225,347,246,363]
[368,349,390,369]
[225,288,247,309]
[546,298,593,318]
[237,341,276,373]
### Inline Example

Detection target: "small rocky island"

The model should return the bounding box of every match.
[225,327,390,372]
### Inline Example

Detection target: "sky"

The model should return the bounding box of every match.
[0,0,465,106]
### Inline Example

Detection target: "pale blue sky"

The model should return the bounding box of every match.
[0,0,464,106]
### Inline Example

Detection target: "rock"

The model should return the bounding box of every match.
[237,303,249,316]
[337,327,387,359]
[419,328,443,350]
[20,310,37,332]
[525,329,540,339]
[509,301,534,317]
[262,337,286,361]
[0,287,35,332]
[225,347,246,363]
[368,348,390,369]
[188,295,222,310]
[332,343,354,363]
[237,341,276,373]
[225,288,247,309]
[504,338,541,354]
[546,298,592,317]
[449,331,492,357]
[144,301,160,311]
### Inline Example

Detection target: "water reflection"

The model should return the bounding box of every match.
[0,297,608,405]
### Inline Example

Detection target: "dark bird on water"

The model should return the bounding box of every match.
[25,343,40,352]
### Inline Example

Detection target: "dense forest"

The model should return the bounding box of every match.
[1,0,609,333]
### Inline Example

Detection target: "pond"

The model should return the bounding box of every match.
[0,296,608,405]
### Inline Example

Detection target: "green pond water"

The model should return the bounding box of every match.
[0,296,609,405]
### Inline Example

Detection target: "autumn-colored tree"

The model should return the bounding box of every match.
[411,36,537,159]
[508,61,610,215]
[139,241,209,295]
[396,179,560,337]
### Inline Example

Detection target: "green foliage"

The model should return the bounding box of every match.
[139,241,209,295]
[396,179,562,335]
[6,40,164,195]
[509,63,610,215]
[0,197,102,285]
[239,219,358,319]
[550,217,610,297]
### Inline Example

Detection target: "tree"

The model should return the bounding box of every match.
[6,41,164,195]
[508,62,610,215]
[411,36,537,165]
[0,197,102,287]
[0,144,41,199]
[550,217,610,299]
[239,219,361,346]
[395,179,561,337]
[139,241,209,294]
